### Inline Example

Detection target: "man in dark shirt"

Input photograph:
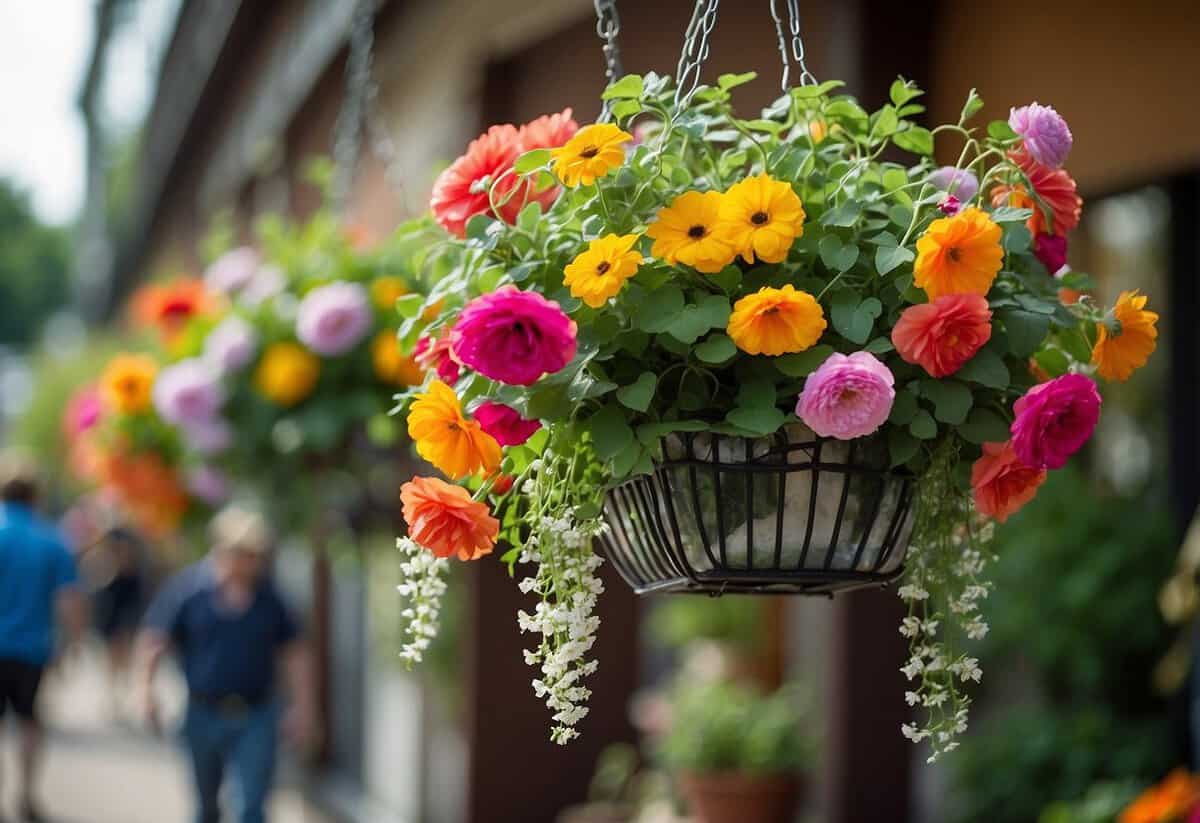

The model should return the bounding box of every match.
[0,460,86,823]
[138,506,315,823]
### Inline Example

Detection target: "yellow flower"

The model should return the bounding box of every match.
[913,207,1003,299]
[727,285,826,356]
[550,123,632,187]
[563,234,643,308]
[715,174,806,264]
[646,191,737,274]
[372,330,424,386]
[1092,290,1158,382]
[407,380,501,480]
[370,276,410,311]
[254,342,320,407]
[808,119,829,143]
[100,354,157,415]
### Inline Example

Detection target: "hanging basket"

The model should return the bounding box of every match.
[598,424,917,596]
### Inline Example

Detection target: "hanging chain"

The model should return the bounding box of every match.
[673,0,721,110]
[594,0,624,88]
[331,0,378,213]
[770,0,816,92]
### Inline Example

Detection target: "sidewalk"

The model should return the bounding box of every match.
[0,643,333,823]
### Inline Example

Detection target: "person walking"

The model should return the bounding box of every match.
[0,458,87,823]
[138,505,315,823]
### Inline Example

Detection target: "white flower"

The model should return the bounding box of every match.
[898,584,929,601]
[395,537,449,666]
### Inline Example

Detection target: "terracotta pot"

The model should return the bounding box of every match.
[678,771,801,823]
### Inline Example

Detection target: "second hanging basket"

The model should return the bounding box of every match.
[598,424,917,596]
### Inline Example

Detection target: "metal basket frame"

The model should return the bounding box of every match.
[598,429,917,596]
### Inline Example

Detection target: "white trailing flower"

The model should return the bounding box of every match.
[396,537,449,666]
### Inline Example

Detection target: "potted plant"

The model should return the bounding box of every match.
[659,681,815,823]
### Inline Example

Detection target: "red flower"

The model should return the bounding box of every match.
[414,330,462,384]
[891,294,993,378]
[474,401,541,446]
[401,476,499,561]
[971,441,1046,523]
[992,149,1082,236]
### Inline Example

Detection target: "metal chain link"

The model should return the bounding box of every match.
[593,0,624,122]
[331,0,379,213]
[673,0,721,110]
[769,0,817,92]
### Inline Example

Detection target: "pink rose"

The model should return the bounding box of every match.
[474,401,541,446]
[451,286,577,386]
[1010,373,1100,469]
[1009,102,1073,169]
[796,352,895,440]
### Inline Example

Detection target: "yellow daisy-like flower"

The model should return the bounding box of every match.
[370,276,410,311]
[727,285,826,356]
[1092,290,1158,382]
[550,123,632,187]
[715,174,806,264]
[808,119,829,143]
[100,354,158,415]
[563,234,643,308]
[371,330,425,386]
[254,342,320,407]
[646,191,737,274]
[913,206,1003,300]
[407,380,501,480]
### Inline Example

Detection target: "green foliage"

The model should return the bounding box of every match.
[0,180,72,346]
[647,595,766,654]
[1038,781,1143,823]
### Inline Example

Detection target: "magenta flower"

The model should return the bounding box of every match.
[1010,373,1100,470]
[938,195,962,216]
[414,332,462,383]
[796,352,895,440]
[204,315,258,373]
[927,166,979,201]
[153,359,224,425]
[451,286,577,386]
[296,281,372,356]
[186,464,230,506]
[64,385,103,439]
[205,247,261,295]
[1033,233,1068,274]
[475,401,541,446]
[239,264,287,307]
[1009,103,1072,169]
[183,418,233,456]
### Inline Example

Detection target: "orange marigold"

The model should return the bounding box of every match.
[400,476,499,560]
[406,380,501,480]
[1092,290,1158,382]
[130,278,216,342]
[913,207,1003,300]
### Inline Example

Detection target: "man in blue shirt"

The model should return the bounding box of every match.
[138,506,315,823]
[0,459,86,823]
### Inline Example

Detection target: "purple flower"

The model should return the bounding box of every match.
[927,166,979,201]
[186,464,230,506]
[183,418,233,456]
[205,247,260,295]
[1009,102,1072,169]
[1010,373,1100,470]
[153,359,224,425]
[239,264,287,307]
[796,352,895,440]
[204,315,258,373]
[296,281,372,356]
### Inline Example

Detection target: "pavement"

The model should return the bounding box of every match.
[0,642,334,823]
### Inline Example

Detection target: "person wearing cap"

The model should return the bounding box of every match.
[0,457,87,823]
[137,505,316,823]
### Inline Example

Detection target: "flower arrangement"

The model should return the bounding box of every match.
[390,72,1156,754]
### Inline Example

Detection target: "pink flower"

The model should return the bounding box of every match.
[63,385,103,439]
[296,281,372,356]
[938,195,962,216]
[205,247,260,295]
[1033,233,1068,274]
[239,264,287,307]
[414,331,462,383]
[451,286,577,386]
[186,464,230,506]
[153,359,224,425]
[430,125,522,237]
[204,315,258,373]
[928,166,979,201]
[1009,102,1072,169]
[474,401,541,446]
[183,418,233,456]
[1010,373,1100,469]
[796,352,895,440]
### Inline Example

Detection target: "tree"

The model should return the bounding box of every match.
[0,180,72,346]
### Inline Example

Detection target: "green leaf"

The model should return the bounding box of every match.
[611,99,642,121]
[909,409,938,440]
[889,78,923,107]
[636,285,685,333]
[990,206,1034,224]
[987,119,1018,141]
[601,74,644,100]
[956,347,1010,388]
[831,293,882,344]
[718,71,757,90]
[667,294,731,344]
[882,167,909,192]
[818,235,860,272]
[513,148,551,174]
[790,79,845,99]
[865,336,895,354]
[394,293,425,320]
[920,379,974,424]
[959,408,1012,444]
[616,371,657,412]
[959,89,984,122]
[586,406,634,461]
[875,244,914,275]
[888,427,920,466]
[636,420,708,447]
[610,442,643,479]
[1034,348,1071,378]
[1003,224,1032,253]
[819,201,863,228]
[872,106,899,138]
[1001,309,1051,358]
[775,344,834,377]
[735,379,776,409]
[893,126,934,156]
[695,333,737,364]
[726,405,787,436]
[888,388,919,425]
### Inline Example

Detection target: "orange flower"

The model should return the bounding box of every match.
[100,354,157,415]
[400,476,499,560]
[101,450,189,537]
[130,278,216,342]
[1120,770,1200,823]
[989,184,1046,236]
[1092,290,1158,382]
[991,149,1082,236]
[406,380,501,480]
[971,441,1046,523]
[892,294,993,378]
[913,207,1003,300]
[371,330,424,386]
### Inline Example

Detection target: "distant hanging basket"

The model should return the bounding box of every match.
[598,425,916,596]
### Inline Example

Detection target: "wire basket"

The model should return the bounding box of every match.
[598,424,916,596]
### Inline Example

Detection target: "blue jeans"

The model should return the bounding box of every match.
[183,700,280,823]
